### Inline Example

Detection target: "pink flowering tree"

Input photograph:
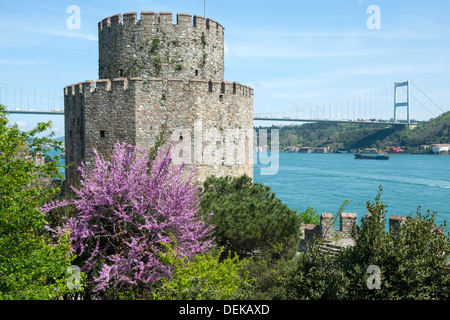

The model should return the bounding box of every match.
[42,142,213,299]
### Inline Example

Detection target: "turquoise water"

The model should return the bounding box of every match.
[254,153,450,227]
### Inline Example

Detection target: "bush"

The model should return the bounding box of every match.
[198,175,301,259]
[154,241,251,300]
[42,142,213,299]
[281,187,450,300]
[298,206,320,225]
[0,105,80,299]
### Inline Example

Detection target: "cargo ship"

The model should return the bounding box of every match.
[354,150,389,160]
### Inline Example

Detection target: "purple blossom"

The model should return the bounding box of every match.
[41,142,214,297]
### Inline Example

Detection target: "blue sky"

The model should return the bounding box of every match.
[1,0,450,135]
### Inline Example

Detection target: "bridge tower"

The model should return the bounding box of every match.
[394,81,410,124]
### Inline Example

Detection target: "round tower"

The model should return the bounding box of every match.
[98,12,225,81]
[65,11,254,190]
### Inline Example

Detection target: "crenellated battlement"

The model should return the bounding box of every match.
[98,11,225,81]
[64,78,254,98]
[299,212,443,253]
[301,213,408,242]
[98,11,224,32]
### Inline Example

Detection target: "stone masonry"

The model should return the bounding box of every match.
[298,213,406,252]
[64,12,254,188]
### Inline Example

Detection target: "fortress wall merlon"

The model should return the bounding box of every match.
[110,14,122,25]
[65,83,82,96]
[82,80,95,94]
[340,212,357,237]
[193,15,207,29]
[74,82,83,95]
[208,80,221,93]
[222,81,233,93]
[140,11,157,24]
[123,12,137,25]
[71,78,146,95]
[65,78,253,98]
[99,12,222,30]
[320,213,335,239]
[101,17,110,30]
[389,215,406,234]
[64,85,72,96]
[96,79,111,91]
[233,83,254,97]
[112,77,129,90]
[207,18,224,32]
[159,12,173,25]
[177,13,192,26]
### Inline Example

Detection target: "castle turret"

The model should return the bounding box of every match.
[98,12,225,81]
[65,11,254,189]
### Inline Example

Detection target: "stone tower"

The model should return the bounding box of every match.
[64,11,254,188]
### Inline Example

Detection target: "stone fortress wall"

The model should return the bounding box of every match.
[98,12,225,82]
[64,11,254,187]
[299,212,444,253]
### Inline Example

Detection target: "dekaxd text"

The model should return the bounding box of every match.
[179,304,270,317]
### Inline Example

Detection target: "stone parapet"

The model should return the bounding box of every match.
[98,11,225,81]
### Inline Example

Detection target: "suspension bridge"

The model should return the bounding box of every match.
[0,81,445,125]
[254,81,446,126]
[0,82,63,115]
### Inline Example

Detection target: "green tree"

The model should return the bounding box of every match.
[199,175,301,259]
[0,105,81,299]
[298,206,320,225]
[343,188,450,299]
[281,187,450,300]
[154,241,251,300]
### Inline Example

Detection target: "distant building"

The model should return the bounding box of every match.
[313,147,328,153]
[387,147,405,154]
[431,144,450,154]
[285,146,300,153]
[299,147,313,153]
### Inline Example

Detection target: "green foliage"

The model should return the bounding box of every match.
[281,186,450,300]
[0,105,81,299]
[154,241,251,300]
[266,110,450,152]
[281,244,350,300]
[150,38,160,54]
[200,34,207,48]
[199,175,301,259]
[243,242,296,300]
[147,123,172,164]
[298,207,320,225]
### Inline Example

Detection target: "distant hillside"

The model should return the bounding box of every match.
[256,111,450,153]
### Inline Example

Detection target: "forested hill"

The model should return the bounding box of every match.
[256,111,450,153]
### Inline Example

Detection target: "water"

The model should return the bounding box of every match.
[254,152,450,227]
[45,149,65,178]
[51,149,449,227]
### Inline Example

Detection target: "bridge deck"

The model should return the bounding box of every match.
[254,117,411,126]
[4,111,411,126]
[5,110,64,115]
